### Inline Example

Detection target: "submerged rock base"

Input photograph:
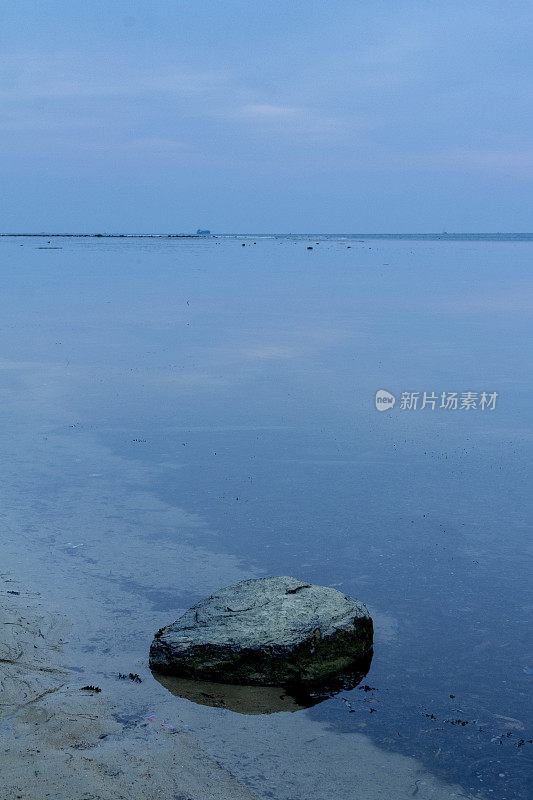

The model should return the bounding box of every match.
[153,649,373,714]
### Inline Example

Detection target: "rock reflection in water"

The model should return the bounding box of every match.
[152,650,372,715]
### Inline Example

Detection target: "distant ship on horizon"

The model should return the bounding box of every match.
[196,228,211,235]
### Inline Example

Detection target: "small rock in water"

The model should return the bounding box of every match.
[149,576,373,687]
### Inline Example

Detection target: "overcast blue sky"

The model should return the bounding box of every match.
[1,1,531,232]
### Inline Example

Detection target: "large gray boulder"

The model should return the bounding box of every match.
[149,576,373,686]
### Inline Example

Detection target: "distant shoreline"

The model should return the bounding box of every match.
[0,233,203,238]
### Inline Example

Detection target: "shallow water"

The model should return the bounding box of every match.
[0,234,532,799]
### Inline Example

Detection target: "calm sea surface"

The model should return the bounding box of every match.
[1,234,531,799]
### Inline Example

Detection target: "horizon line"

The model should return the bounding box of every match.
[1,232,533,238]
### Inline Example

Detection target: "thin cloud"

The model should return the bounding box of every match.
[234,103,342,136]
[132,137,190,152]
[241,104,299,118]
[0,51,231,101]
[419,148,533,176]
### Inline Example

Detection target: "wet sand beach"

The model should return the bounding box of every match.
[1,576,476,800]
[0,579,260,799]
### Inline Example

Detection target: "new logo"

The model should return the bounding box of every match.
[375,389,396,412]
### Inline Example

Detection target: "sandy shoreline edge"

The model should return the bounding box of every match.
[0,574,480,800]
[0,575,259,800]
